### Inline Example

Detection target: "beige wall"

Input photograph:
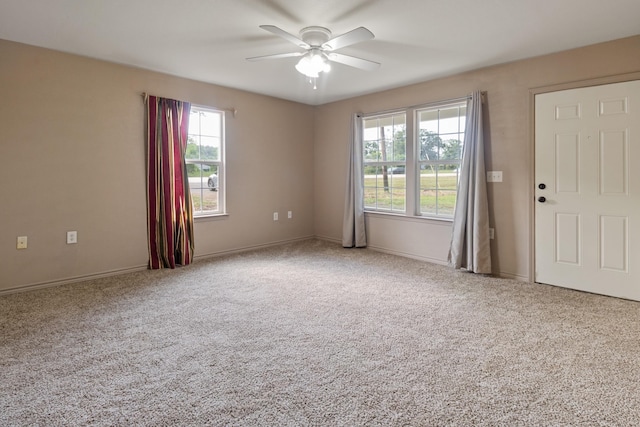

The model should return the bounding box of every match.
[314,35,640,280]
[2,35,639,292]
[0,39,315,292]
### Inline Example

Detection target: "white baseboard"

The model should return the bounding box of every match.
[1,236,317,296]
[0,264,148,296]
[193,235,316,262]
[1,235,530,295]
[366,244,450,266]
[314,234,342,245]
[494,271,529,282]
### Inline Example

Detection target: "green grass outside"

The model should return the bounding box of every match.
[364,173,458,215]
[191,189,218,212]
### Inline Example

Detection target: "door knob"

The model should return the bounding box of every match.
[538,183,546,189]
[538,197,546,203]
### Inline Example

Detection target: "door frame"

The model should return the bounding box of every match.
[528,71,640,283]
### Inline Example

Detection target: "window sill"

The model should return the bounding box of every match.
[364,210,453,225]
[194,213,229,222]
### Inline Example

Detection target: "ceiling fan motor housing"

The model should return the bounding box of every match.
[299,26,332,47]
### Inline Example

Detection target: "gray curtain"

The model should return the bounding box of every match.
[342,113,367,247]
[448,91,492,273]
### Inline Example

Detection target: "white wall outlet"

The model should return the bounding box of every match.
[489,228,495,239]
[273,212,278,221]
[287,211,292,219]
[487,171,503,182]
[67,231,78,244]
[17,236,28,249]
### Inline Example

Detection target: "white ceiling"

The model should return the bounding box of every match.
[1,0,639,105]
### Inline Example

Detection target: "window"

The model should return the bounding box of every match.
[362,99,466,219]
[417,103,466,216]
[363,113,407,212]
[186,106,225,216]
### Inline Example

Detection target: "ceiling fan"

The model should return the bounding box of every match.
[247,25,380,88]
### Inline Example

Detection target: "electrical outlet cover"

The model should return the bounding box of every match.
[17,236,28,249]
[67,231,78,244]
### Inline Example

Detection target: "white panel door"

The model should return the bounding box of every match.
[535,80,640,300]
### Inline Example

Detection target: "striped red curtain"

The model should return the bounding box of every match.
[145,95,194,269]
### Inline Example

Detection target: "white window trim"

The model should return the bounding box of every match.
[362,97,468,221]
[188,105,226,217]
[362,110,408,214]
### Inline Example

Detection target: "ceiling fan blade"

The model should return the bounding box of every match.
[327,52,380,71]
[246,52,305,61]
[259,25,310,49]
[322,27,374,51]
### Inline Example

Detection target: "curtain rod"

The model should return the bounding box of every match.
[358,91,486,117]
[141,92,237,117]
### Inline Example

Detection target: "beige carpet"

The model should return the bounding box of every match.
[2,239,640,426]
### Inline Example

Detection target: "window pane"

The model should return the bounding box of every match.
[419,110,439,133]
[363,114,406,163]
[364,165,406,212]
[418,129,440,161]
[391,188,406,212]
[388,113,406,163]
[420,164,459,216]
[189,110,222,137]
[189,110,200,131]
[199,111,221,136]
[438,107,462,134]
[188,110,222,161]
[200,136,220,161]
[185,135,199,160]
[376,187,392,210]
[189,164,219,213]
[363,165,381,209]
[187,106,224,216]
[441,137,463,161]
[418,104,467,163]
[434,190,456,216]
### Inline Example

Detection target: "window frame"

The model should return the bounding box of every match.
[361,97,467,220]
[416,101,466,218]
[186,105,226,217]
[362,111,408,214]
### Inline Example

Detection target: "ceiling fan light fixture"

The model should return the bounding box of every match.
[295,52,330,78]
